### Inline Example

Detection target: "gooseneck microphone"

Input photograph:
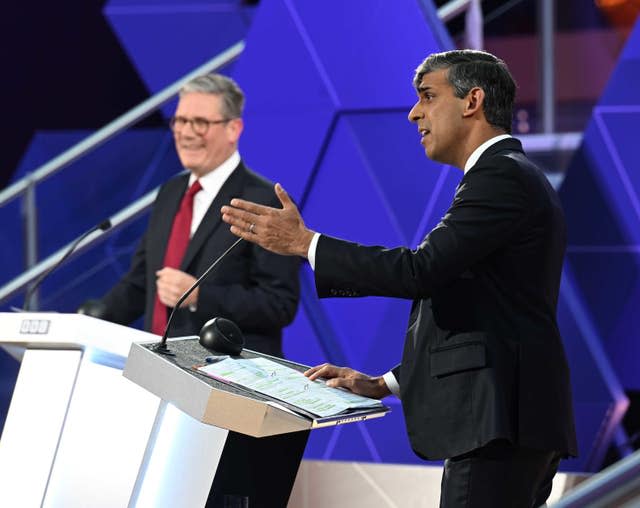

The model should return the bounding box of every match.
[153,237,244,356]
[23,219,112,311]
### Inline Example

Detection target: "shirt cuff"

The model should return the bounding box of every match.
[382,371,400,397]
[307,232,321,271]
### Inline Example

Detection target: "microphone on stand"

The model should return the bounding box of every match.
[23,219,112,311]
[153,237,244,356]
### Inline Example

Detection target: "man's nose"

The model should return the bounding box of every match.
[408,102,421,123]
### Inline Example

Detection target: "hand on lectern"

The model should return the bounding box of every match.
[304,363,391,399]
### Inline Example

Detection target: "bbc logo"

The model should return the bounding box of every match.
[19,319,50,335]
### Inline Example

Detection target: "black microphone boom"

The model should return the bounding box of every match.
[23,220,112,311]
[153,237,244,356]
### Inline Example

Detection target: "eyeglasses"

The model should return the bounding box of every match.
[169,116,234,135]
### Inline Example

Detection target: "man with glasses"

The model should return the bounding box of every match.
[90,73,300,358]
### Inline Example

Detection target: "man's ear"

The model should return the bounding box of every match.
[462,87,485,118]
[227,117,244,143]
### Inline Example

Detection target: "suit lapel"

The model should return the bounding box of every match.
[180,163,246,270]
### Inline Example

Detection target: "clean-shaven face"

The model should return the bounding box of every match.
[173,92,241,177]
[408,68,467,167]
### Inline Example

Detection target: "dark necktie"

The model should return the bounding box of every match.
[151,180,202,335]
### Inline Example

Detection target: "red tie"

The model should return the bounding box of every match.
[151,180,202,335]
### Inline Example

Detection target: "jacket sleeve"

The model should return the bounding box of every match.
[99,232,147,325]
[315,161,529,300]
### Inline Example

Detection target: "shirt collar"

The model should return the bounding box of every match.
[463,134,512,173]
[188,150,240,191]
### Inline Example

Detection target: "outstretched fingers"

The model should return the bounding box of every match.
[222,204,260,233]
[228,198,273,216]
[275,183,294,209]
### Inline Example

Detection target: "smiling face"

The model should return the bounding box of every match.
[173,92,243,177]
[408,68,469,168]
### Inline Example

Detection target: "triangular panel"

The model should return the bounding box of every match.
[104,0,253,93]
[344,111,460,244]
[560,16,640,402]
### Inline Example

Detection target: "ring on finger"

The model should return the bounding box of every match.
[249,223,256,234]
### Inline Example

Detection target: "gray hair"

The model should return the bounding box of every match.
[414,50,516,133]
[179,73,245,119]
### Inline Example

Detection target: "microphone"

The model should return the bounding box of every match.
[153,237,244,356]
[23,220,112,311]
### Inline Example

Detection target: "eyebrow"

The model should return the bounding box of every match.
[417,86,433,94]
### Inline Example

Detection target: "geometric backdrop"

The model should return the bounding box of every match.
[560,17,640,393]
[2,0,637,473]
[558,16,640,467]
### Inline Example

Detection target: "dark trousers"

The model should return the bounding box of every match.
[440,439,561,508]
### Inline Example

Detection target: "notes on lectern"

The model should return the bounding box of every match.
[197,357,383,418]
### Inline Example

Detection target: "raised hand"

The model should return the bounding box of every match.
[221,183,315,257]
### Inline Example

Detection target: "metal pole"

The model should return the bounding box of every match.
[438,0,473,23]
[0,186,160,306]
[539,0,555,134]
[22,175,39,310]
[0,41,245,209]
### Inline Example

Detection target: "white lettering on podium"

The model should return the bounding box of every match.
[19,319,51,335]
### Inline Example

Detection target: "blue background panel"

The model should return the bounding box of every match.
[231,0,340,111]
[343,112,462,244]
[238,110,335,203]
[557,270,630,470]
[302,116,409,246]
[288,0,441,110]
[595,110,640,243]
[11,130,178,258]
[104,0,254,95]
[282,296,328,366]
[561,143,629,246]
[560,17,640,397]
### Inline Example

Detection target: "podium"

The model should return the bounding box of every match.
[0,313,389,507]
[0,312,164,508]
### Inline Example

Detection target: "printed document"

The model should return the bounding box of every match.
[198,357,383,417]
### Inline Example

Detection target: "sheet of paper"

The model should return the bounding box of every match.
[198,357,383,418]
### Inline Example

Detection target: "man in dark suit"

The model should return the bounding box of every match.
[92,73,300,357]
[221,50,577,507]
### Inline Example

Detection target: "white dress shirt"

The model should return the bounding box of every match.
[188,150,240,237]
[183,151,239,312]
[306,135,512,397]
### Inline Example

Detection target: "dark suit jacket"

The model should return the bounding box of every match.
[101,162,300,357]
[314,138,577,460]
